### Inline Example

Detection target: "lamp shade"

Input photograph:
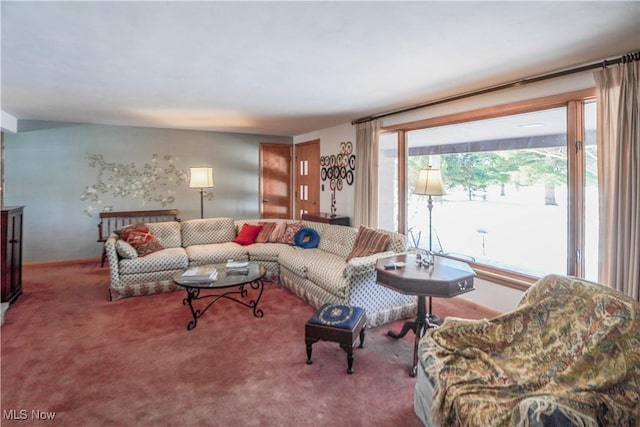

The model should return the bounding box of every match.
[414,167,445,196]
[189,167,214,188]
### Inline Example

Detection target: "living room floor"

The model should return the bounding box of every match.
[1,262,487,426]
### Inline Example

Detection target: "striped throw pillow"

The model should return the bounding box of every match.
[345,226,390,261]
[255,222,277,243]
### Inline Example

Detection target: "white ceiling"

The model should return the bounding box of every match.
[1,1,639,137]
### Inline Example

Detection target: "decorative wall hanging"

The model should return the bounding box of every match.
[320,141,355,216]
[80,153,212,216]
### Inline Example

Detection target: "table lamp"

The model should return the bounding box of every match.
[414,166,445,324]
[189,167,213,218]
[413,166,446,259]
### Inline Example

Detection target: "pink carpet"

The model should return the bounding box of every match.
[1,262,487,426]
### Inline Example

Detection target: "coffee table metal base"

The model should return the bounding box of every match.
[182,279,264,330]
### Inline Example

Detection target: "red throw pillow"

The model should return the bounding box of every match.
[120,223,165,257]
[233,223,263,246]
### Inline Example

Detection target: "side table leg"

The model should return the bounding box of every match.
[387,320,417,339]
[426,296,442,325]
[410,296,428,377]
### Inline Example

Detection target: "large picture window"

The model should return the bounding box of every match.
[380,92,596,286]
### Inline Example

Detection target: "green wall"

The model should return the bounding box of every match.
[3,121,291,262]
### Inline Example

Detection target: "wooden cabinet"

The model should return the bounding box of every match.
[1,206,24,304]
[302,212,350,226]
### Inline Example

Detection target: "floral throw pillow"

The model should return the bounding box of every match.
[119,223,165,257]
[279,222,303,245]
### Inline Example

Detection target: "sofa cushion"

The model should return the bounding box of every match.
[246,242,290,262]
[301,220,327,235]
[234,223,263,246]
[305,251,350,299]
[185,242,248,265]
[346,226,390,261]
[118,247,188,275]
[147,221,183,248]
[182,218,236,247]
[277,246,311,277]
[379,229,408,253]
[318,225,358,258]
[115,240,138,259]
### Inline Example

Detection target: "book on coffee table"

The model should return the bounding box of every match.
[226,269,249,276]
[225,260,249,275]
[181,266,218,282]
[225,260,249,269]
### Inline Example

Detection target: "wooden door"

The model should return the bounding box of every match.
[260,143,292,219]
[294,139,320,219]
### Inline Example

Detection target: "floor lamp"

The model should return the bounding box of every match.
[189,167,213,218]
[413,166,445,323]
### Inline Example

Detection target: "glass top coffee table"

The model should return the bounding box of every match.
[173,262,266,330]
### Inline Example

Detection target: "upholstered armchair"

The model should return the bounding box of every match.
[414,274,639,427]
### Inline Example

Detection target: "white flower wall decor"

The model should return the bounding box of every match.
[80,153,201,216]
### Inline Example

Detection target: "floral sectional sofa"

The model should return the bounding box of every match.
[105,217,417,327]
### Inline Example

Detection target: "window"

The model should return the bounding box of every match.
[380,91,596,286]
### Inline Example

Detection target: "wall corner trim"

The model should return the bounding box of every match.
[1,111,18,133]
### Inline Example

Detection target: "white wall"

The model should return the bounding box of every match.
[293,122,356,218]
[457,278,524,313]
[381,70,595,127]
[3,121,291,262]
[1,111,18,133]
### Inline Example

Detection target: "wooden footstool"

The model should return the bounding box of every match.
[305,304,366,374]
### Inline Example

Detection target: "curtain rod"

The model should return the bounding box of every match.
[351,50,640,126]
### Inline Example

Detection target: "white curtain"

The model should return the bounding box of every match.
[593,59,640,301]
[353,120,380,228]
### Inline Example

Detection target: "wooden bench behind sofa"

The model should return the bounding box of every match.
[98,209,180,266]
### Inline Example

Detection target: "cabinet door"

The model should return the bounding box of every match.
[10,211,23,293]
[1,208,23,304]
[1,212,9,301]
